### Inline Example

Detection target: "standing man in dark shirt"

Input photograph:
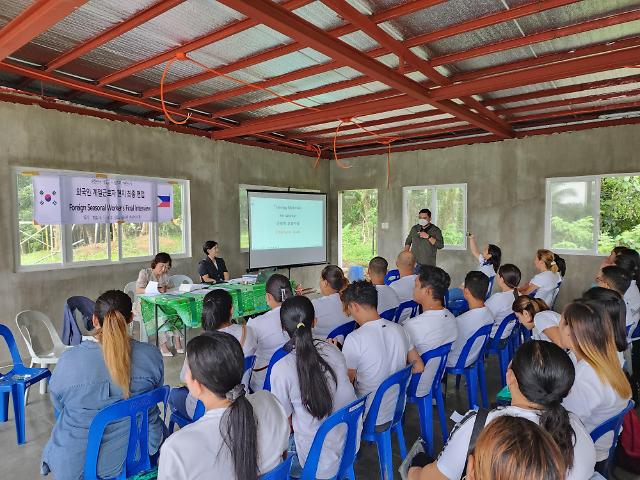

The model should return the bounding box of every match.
[404,208,444,268]
[198,240,229,283]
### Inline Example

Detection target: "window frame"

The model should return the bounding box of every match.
[12,166,191,272]
[402,183,468,251]
[544,171,640,256]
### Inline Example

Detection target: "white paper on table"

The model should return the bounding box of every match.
[144,281,160,295]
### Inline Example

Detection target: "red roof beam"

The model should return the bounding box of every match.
[321,117,464,143]
[45,0,185,72]
[334,124,473,149]
[0,0,88,61]
[511,99,640,123]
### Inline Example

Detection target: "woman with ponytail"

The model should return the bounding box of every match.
[247,273,293,391]
[467,233,501,279]
[312,265,351,337]
[409,340,595,480]
[519,249,562,307]
[486,263,521,340]
[158,332,288,480]
[42,290,164,480]
[559,301,632,467]
[269,296,357,479]
[512,294,562,346]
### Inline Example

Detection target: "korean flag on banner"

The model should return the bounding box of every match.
[157,183,173,222]
[33,175,62,224]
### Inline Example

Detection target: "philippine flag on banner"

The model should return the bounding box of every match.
[157,183,173,222]
[33,175,62,224]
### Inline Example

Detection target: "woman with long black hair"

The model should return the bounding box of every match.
[269,296,357,479]
[468,234,501,280]
[581,286,628,355]
[408,340,595,480]
[158,332,289,480]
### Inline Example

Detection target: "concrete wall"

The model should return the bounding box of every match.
[0,102,330,364]
[330,124,640,311]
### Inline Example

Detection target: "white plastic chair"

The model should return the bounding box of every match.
[124,281,148,343]
[168,274,193,289]
[15,310,73,401]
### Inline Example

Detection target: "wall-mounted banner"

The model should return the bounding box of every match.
[32,175,174,225]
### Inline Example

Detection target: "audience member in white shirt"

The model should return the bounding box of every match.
[485,263,521,340]
[270,296,357,479]
[312,265,351,338]
[446,272,495,368]
[519,249,561,307]
[403,265,457,396]
[408,340,596,480]
[559,301,632,467]
[596,265,633,329]
[467,233,501,281]
[582,287,629,356]
[390,250,418,323]
[158,332,289,480]
[247,274,293,391]
[169,289,258,419]
[340,281,424,425]
[614,251,640,333]
[367,256,401,317]
[513,295,562,346]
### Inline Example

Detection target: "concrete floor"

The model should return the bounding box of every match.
[1,341,638,480]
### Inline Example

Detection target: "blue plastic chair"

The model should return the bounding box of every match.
[260,457,293,480]
[348,266,365,282]
[362,365,413,480]
[0,324,51,445]
[299,396,368,480]
[485,276,495,300]
[83,385,170,480]
[168,355,256,432]
[327,321,357,342]
[445,323,492,410]
[590,400,635,474]
[263,346,290,391]
[394,300,419,323]
[244,354,257,389]
[550,281,562,310]
[407,343,452,456]
[380,307,397,321]
[384,269,400,285]
[485,313,517,387]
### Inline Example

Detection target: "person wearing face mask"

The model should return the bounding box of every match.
[405,208,444,269]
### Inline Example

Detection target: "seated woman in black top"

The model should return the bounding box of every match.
[198,240,229,284]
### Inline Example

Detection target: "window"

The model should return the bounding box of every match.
[339,189,378,269]
[402,184,467,249]
[13,168,190,271]
[545,173,640,254]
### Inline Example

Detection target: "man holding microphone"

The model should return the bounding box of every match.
[404,208,444,268]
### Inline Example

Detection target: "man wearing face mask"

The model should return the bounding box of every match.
[404,208,444,268]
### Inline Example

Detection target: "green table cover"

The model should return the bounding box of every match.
[139,282,289,336]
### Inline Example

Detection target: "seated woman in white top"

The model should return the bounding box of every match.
[513,295,562,346]
[485,263,521,340]
[158,332,289,480]
[614,250,640,332]
[582,287,628,356]
[559,301,632,468]
[468,234,501,280]
[169,289,257,420]
[408,340,596,480]
[270,296,357,479]
[466,416,566,480]
[312,265,351,338]
[518,249,561,307]
[247,274,293,391]
[367,256,401,316]
[135,252,183,356]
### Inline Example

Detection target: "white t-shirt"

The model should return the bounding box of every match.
[247,307,289,391]
[218,324,258,357]
[376,284,401,316]
[436,406,596,480]
[270,341,357,479]
[402,309,457,396]
[486,291,516,339]
[477,254,496,279]
[390,274,417,323]
[158,390,289,480]
[446,307,494,368]
[532,310,561,343]
[531,270,561,307]
[624,280,640,332]
[563,358,630,461]
[342,319,412,425]
[312,293,351,338]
